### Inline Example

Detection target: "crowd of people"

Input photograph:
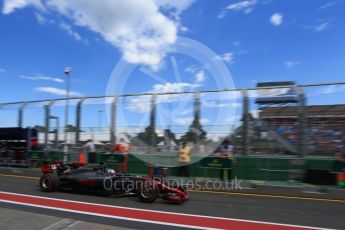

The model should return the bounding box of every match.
[267,119,345,154]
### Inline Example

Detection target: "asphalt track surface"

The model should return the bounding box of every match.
[0,174,344,230]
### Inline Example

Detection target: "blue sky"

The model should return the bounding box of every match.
[0,0,344,131]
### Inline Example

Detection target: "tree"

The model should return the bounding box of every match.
[34,125,47,132]
[64,125,82,132]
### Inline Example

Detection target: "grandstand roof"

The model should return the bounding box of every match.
[260,104,345,119]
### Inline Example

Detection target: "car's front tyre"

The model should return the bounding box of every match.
[39,173,59,192]
[137,180,159,203]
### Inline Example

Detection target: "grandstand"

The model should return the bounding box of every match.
[260,105,345,155]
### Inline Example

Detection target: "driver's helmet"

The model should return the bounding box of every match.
[107,168,116,176]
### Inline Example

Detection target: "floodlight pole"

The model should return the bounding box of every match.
[44,101,55,148]
[75,98,85,144]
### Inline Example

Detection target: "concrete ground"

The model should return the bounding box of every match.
[0,174,345,229]
[0,207,134,230]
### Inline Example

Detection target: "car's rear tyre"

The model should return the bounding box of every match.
[137,180,159,203]
[39,173,59,192]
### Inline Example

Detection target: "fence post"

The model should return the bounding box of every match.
[18,102,28,128]
[44,101,55,147]
[110,97,118,146]
[297,86,307,156]
[75,99,85,145]
[242,89,250,155]
[193,92,202,143]
[149,94,157,147]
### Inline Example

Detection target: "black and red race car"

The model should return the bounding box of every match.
[39,161,189,203]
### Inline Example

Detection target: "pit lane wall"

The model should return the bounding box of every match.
[21,151,345,184]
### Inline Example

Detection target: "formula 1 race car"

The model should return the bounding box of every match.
[39,161,189,203]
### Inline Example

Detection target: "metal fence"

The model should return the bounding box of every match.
[0,81,344,157]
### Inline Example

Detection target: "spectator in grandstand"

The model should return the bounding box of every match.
[177,142,192,177]
[111,138,130,174]
[83,139,96,163]
[215,140,235,180]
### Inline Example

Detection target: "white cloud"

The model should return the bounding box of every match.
[20,74,64,83]
[227,0,257,12]
[184,65,199,74]
[60,22,82,41]
[218,0,257,18]
[0,68,6,74]
[204,101,240,108]
[152,82,200,93]
[217,10,227,19]
[283,61,299,68]
[45,0,177,70]
[195,70,206,83]
[214,52,234,64]
[315,22,329,32]
[319,0,343,10]
[127,82,201,113]
[35,12,45,24]
[270,13,283,26]
[2,0,44,14]
[155,0,195,20]
[233,41,241,46]
[155,0,195,14]
[153,0,196,33]
[184,65,208,83]
[35,87,83,96]
[320,85,345,94]
[175,117,209,125]
[2,0,194,70]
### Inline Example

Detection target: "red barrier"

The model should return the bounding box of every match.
[337,172,345,188]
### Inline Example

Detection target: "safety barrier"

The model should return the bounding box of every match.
[5,150,345,187]
[0,150,27,167]
[26,150,64,167]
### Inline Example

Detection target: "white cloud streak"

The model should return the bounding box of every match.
[214,52,234,64]
[283,61,299,68]
[319,0,343,10]
[175,117,209,125]
[227,0,257,12]
[0,68,6,74]
[218,0,257,18]
[59,22,82,41]
[315,22,329,32]
[35,87,83,96]
[203,101,240,108]
[20,74,64,83]
[319,85,345,94]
